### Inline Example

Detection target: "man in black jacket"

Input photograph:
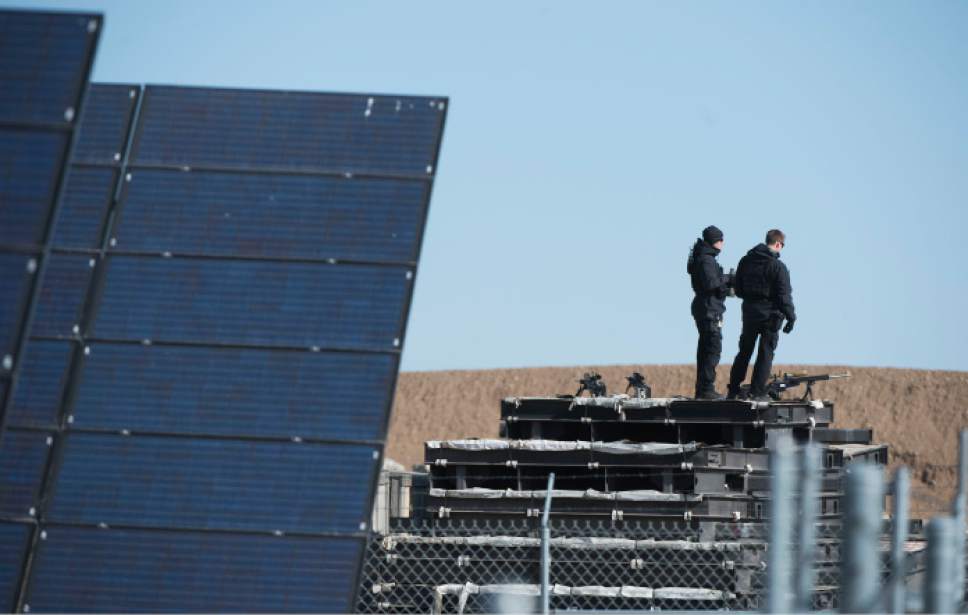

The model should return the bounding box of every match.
[687,225,731,399]
[727,229,796,401]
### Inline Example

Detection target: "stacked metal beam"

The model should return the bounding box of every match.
[356,381,922,613]
[423,395,885,523]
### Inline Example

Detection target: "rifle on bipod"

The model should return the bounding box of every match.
[576,372,607,397]
[740,372,850,401]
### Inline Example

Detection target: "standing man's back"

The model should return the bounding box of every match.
[727,229,796,400]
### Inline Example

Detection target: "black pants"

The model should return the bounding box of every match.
[728,319,780,396]
[694,318,722,396]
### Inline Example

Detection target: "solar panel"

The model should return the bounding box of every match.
[69,343,396,440]
[0,253,36,360]
[0,11,99,125]
[0,130,68,247]
[32,254,95,337]
[52,166,117,250]
[131,86,444,177]
[0,429,50,518]
[71,84,139,165]
[0,12,102,613]
[24,526,362,613]
[8,341,73,428]
[91,256,411,350]
[115,168,429,262]
[5,78,447,612]
[0,522,32,613]
[47,433,378,533]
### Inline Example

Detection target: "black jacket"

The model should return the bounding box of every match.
[734,243,796,324]
[687,239,727,321]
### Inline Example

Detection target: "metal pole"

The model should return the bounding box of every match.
[926,516,959,614]
[541,472,555,615]
[889,467,910,614]
[795,443,820,612]
[951,430,968,610]
[767,433,795,614]
[842,464,885,613]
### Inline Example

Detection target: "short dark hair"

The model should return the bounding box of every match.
[765,229,785,246]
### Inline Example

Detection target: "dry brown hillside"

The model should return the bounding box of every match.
[387,364,968,517]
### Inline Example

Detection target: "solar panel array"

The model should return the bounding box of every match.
[0,14,447,611]
[0,10,101,612]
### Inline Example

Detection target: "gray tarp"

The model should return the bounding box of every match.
[831,443,886,458]
[570,396,680,410]
[425,439,697,455]
[428,487,701,502]
[381,533,751,552]
[432,582,734,614]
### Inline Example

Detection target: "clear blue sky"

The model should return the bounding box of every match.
[14,1,968,372]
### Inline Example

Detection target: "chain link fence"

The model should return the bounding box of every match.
[355,516,926,613]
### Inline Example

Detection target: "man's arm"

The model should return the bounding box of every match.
[699,256,727,297]
[775,262,796,322]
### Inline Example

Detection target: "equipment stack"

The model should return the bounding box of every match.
[357,373,922,613]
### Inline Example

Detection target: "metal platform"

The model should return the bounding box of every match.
[425,488,847,522]
[501,396,834,425]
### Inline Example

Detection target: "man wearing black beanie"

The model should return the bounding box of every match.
[687,225,731,399]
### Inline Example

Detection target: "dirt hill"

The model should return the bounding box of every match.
[387,364,968,517]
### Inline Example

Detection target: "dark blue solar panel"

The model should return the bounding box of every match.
[131,86,445,177]
[91,256,410,350]
[51,166,115,249]
[0,522,31,613]
[71,343,396,440]
[0,429,50,518]
[0,252,35,358]
[32,254,94,337]
[116,168,428,262]
[8,341,73,428]
[0,129,68,247]
[0,11,99,125]
[25,526,361,613]
[72,84,139,165]
[47,433,377,534]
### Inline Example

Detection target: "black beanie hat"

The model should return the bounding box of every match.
[702,225,724,244]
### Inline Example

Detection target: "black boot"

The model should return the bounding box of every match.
[696,390,725,400]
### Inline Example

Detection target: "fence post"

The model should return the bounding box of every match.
[926,516,959,614]
[795,443,820,612]
[889,467,910,614]
[767,434,795,613]
[842,464,884,613]
[951,430,968,609]
[541,472,555,615]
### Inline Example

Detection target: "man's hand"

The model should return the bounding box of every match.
[782,319,795,334]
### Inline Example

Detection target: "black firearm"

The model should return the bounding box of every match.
[576,372,607,397]
[740,372,850,401]
[625,372,652,398]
